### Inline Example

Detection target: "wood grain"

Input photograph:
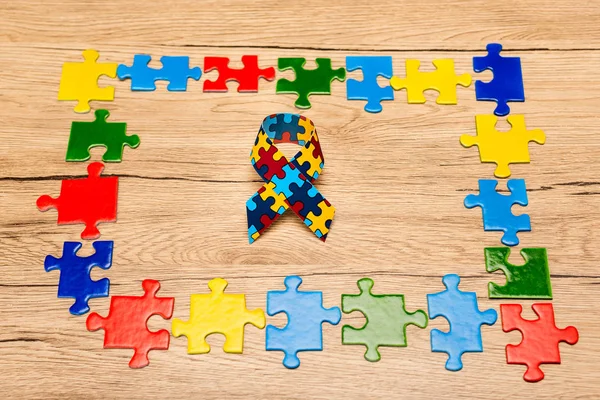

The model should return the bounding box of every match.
[1,0,599,398]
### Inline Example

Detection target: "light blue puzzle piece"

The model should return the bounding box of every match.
[346,56,394,113]
[117,55,201,91]
[266,276,341,369]
[427,274,497,371]
[464,179,530,246]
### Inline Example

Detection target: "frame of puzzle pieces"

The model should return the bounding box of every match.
[37,44,578,382]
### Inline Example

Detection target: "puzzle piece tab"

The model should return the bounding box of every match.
[44,241,112,315]
[117,55,201,91]
[66,109,140,162]
[464,179,530,246]
[346,56,394,113]
[473,43,525,116]
[342,278,427,362]
[58,50,117,113]
[427,274,497,371]
[501,303,578,382]
[485,247,552,299]
[460,114,545,178]
[86,279,174,368]
[276,58,346,109]
[390,59,471,104]
[203,55,275,92]
[37,162,118,240]
[172,278,265,354]
[266,276,341,369]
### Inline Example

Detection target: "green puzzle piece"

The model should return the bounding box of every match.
[342,278,428,362]
[66,109,140,162]
[485,247,552,299]
[276,58,346,109]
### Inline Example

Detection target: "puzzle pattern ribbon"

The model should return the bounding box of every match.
[247,114,335,243]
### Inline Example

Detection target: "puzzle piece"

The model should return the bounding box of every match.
[473,43,525,116]
[286,181,324,218]
[501,303,578,382]
[266,114,308,144]
[203,55,275,92]
[390,59,471,104]
[304,200,335,239]
[342,278,427,362]
[44,241,112,315]
[427,274,497,371]
[485,247,552,299]
[66,109,140,162]
[172,278,265,354]
[464,179,530,246]
[58,50,117,113]
[117,55,201,91]
[346,56,394,113]
[37,162,118,240]
[276,58,346,109]
[266,276,341,369]
[86,279,174,368]
[460,114,545,178]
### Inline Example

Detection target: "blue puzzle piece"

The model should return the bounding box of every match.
[44,241,113,315]
[266,276,341,369]
[265,114,307,143]
[270,164,303,198]
[473,43,525,116]
[464,179,530,246]
[287,181,324,218]
[427,274,497,371]
[346,56,394,113]
[246,193,278,243]
[117,55,201,91]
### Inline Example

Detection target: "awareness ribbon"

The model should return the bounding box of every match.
[247,113,335,243]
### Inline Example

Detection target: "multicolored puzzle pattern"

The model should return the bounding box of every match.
[35,44,578,381]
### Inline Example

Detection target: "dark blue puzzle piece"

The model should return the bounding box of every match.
[346,56,394,113]
[464,179,530,246]
[246,192,278,242]
[44,241,113,315]
[117,55,201,91]
[265,113,306,143]
[473,43,525,116]
[287,181,324,218]
[266,276,341,369]
[427,274,497,371]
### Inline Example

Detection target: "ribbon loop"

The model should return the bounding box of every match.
[247,113,335,243]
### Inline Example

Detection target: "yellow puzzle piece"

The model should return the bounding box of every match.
[460,114,546,178]
[172,278,265,354]
[58,50,117,113]
[390,59,471,104]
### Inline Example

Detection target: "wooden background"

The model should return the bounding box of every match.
[1,0,599,398]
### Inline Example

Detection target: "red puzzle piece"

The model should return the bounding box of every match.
[36,162,117,240]
[203,55,275,92]
[86,279,174,368]
[501,303,579,382]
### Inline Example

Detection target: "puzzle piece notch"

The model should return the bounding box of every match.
[346,56,394,113]
[464,179,530,246]
[501,303,578,382]
[117,55,201,91]
[460,115,545,178]
[86,279,174,368]
[473,43,525,116]
[485,247,552,299]
[342,278,428,362]
[266,276,341,369]
[172,278,265,354]
[44,241,113,315]
[58,49,117,113]
[203,55,275,92]
[390,59,471,104]
[66,109,140,162]
[36,162,118,240]
[305,199,335,240]
[276,58,346,109]
[427,274,497,371]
